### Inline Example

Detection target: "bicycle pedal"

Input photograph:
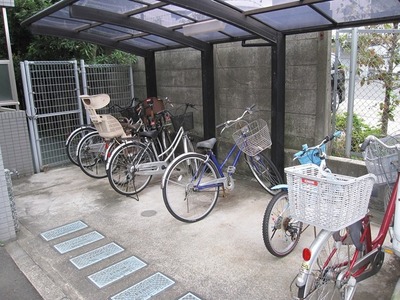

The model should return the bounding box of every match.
[227,166,236,173]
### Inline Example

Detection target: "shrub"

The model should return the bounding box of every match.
[333,113,381,156]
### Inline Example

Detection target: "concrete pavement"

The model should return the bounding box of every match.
[3,164,400,299]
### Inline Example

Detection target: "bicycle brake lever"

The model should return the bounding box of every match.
[247,104,256,114]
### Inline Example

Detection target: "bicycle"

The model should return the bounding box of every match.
[262,132,341,257]
[160,104,283,223]
[65,125,96,166]
[75,94,142,178]
[105,102,196,197]
[65,97,139,166]
[286,134,400,299]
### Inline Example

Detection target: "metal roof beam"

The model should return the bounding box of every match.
[162,0,278,44]
[29,24,151,58]
[244,0,328,14]
[21,0,77,26]
[69,5,211,52]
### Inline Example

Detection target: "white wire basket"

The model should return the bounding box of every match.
[363,134,400,185]
[232,119,272,156]
[285,164,376,231]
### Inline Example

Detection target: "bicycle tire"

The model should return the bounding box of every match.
[65,126,96,166]
[262,190,303,257]
[296,231,358,299]
[245,152,283,195]
[107,141,154,196]
[76,131,109,178]
[162,152,220,223]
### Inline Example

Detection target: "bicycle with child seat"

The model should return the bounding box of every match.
[262,131,342,257]
[75,96,145,179]
[65,97,140,166]
[160,104,283,223]
[288,133,400,299]
[105,102,196,197]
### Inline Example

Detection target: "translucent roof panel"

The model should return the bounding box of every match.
[221,0,296,11]
[22,0,400,57]
[253,6,331,31]
[123,37,167,50]
[75,0,146,14]
[144,35,182,47]
[313,0,400,23]
[132,8,195,27]
[163,5,211,22]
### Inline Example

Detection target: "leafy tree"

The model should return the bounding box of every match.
[340,23,400,135]
[3,0,136,63]
[1,0,137,101]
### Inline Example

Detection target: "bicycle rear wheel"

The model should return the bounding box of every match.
[296,231,358,299]
[162,152,220,223]
[246,152,283,195]
[107,142,154,196]
[77,131,110,178]
[65,126,96,166]
[262,191,302,257]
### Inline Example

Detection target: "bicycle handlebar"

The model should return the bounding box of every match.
[360,135,400,152]
[216,104,256,130]
[294,131,342,161]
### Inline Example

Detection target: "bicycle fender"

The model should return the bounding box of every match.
[271,184,288,190]
[105,140,147,170]
[296,230,332,287]
[65,125,96,145]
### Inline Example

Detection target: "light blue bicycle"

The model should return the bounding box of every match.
[262,131,342,257]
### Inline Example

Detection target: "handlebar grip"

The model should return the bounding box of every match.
[360,136,374,151]
[247,104,256,112]
[216,122,226,129]
[323,131,342,143]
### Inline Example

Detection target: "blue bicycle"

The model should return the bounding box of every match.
[262,131,341,257]
[161,105,283,223]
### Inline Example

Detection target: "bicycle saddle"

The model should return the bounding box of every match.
[139,130,159,139]
[196,138,217,150]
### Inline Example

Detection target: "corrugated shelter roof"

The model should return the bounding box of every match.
[22,0,400,56]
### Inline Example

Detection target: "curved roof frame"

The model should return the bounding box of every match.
[22,0,400,58]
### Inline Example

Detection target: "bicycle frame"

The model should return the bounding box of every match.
[123,126,191,176]
[194,143,244,191]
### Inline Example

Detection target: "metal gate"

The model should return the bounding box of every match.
[21,60,134,172]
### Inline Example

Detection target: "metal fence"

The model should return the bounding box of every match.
[332,28,400,157]
[21,60,134,172]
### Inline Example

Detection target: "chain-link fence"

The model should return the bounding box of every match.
[333,28,400,157]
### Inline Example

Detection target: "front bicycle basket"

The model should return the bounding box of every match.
[363,134,400,185]
[232,119,271,157]
[285,164,376,231]
[171,112,194,132]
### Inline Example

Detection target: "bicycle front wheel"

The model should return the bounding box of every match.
[296,231,358,299]
[246,152,283,195]
[262,191,302,257]
[162,153,220,223]
[66,126,96,166]
[107,142,154,196]
[77,131,108,178]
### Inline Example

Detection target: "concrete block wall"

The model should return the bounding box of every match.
[133,32,331,151]
[0,111,34,176]
[0,146,17,242]
[133,32,332,174]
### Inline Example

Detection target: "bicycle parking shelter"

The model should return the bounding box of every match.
[22,0,400,176]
